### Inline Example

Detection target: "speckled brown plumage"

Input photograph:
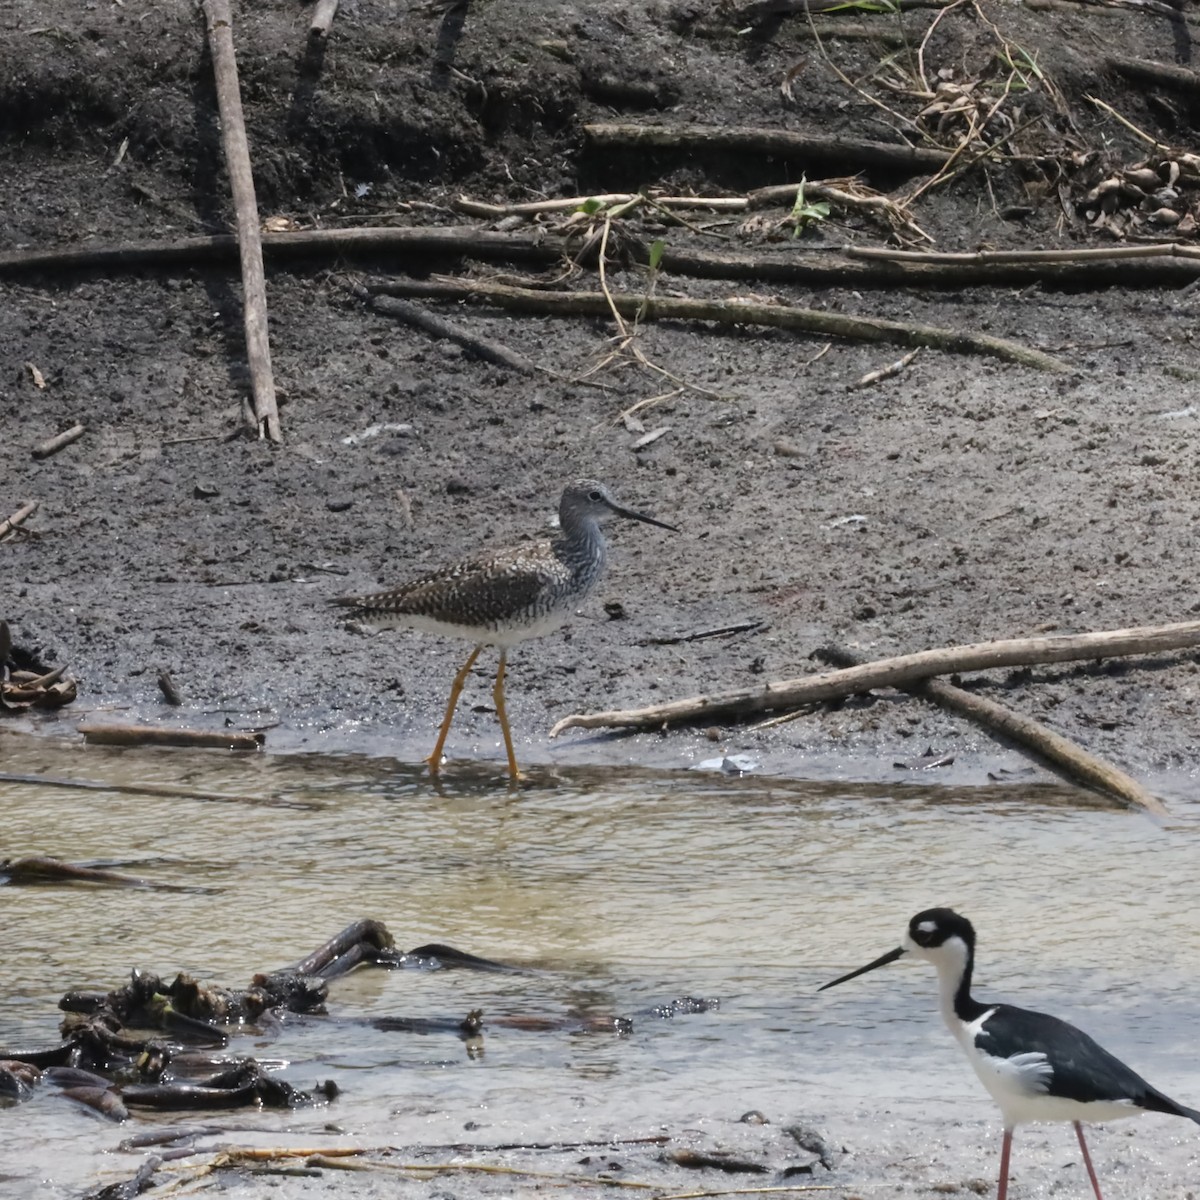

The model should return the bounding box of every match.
[331,480,676,779]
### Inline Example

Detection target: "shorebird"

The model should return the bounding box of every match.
[332,480,676,779]
[820,908,1200,1199]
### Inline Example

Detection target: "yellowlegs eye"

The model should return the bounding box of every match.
[588,490,603,502]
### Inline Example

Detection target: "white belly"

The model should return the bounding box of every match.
[957,1014,1142,1128]
[366,607,571,649]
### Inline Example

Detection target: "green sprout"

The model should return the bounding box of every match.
[790,177,831,237]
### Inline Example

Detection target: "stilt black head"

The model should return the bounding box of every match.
[819,907,977,992]
[907,908,976,952]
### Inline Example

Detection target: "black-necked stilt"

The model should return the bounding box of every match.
[820,908,1200,1199]
[332,480,676,780]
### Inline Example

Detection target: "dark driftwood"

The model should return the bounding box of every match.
[354,286,540,375]
[201,0,281,442]
[1107,56,1200,95]
[157,669,184,706]
[815,644,1168,817]
[548,620,1200,736]
[0,226,557,276]
[583,123,952,176]
[4,226,1200,291]
[0,855,210,892]
[79,723,265,750]
[365,276,1074,372]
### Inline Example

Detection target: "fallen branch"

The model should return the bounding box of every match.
[79,723,265,750]
[201,0,282,442]
[0,226,560,276]
[1108,56,1200,96]
[583,123,952,177]
[31,422,84,460]
[365,276,1075,373]
[741,0,957,13]
[815,644,1168,817]
[848,242,1200,265]
[351,285,540,375]
[5,227,1200,290]
[0,500,39,541]
[1026,0,1200,19]
[548,620,1200,736]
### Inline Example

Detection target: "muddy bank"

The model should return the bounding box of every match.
[3,0,1200,790]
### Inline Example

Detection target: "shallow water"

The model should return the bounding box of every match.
[1,734,1199,1195]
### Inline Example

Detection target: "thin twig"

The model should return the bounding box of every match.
[1087,94,1179,157]
[857,347,920,386]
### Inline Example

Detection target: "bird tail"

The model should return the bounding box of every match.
[1143,1090,1200,1125]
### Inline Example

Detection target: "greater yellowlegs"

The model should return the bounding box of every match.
[332,480,676,779]
[820,908,1200,1200]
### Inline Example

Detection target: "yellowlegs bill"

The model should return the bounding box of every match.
[332,479,676,779]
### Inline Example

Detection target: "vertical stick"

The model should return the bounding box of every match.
[200,0,282,443]
[309,0,341,40]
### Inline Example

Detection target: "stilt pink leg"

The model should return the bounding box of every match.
[1074,1122,1104,1200]
[426,645,482,774]
[491,649,522,781]
[997,1127,1013,1200]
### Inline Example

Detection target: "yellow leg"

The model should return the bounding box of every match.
[492,650,522,781]
[427,645,482,775]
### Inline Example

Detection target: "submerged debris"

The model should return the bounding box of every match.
[0,621,77,712]
[0,920,719,1125]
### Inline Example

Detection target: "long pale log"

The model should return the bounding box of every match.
[366,277,1074,373]
[201,0,281,442]
[548,620,1200,736]
[816,644,1168,817]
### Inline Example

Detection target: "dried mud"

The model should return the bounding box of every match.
[3,0,1200,791]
